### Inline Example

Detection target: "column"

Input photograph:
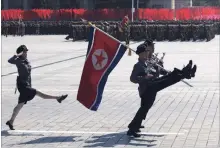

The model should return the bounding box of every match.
[84,0,88,8]
[23,0,28,10]
[171,0,175,9]
[78,0,93,9]
[3,0,8,9]
[171,0,176,20]
[148,0,152,7]
[190,0,192,7]
[88,0,94,9]
[79,0,84,8]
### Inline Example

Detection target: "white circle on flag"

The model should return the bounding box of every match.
[92,49,108,70]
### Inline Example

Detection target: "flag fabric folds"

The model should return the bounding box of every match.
[77,26,127,111]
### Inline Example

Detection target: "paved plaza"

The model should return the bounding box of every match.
[1,35,219,148]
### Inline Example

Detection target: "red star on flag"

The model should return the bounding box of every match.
[95,50,106,67]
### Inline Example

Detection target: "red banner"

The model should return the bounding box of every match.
[2,7,220,21]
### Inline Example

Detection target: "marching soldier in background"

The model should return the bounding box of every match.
[17,15,22,36]
[119,15,130,45]
[114,22,121,40]
[2,22,9,37]
[104,21,110,34]
[117,15,131,55]
[6,22,9,37]
[100,22,105,31]
[72,24,77,41]
[65,23,75,41]
[21,21,25,37]
[36,22,40,35]
[1,20,217,41]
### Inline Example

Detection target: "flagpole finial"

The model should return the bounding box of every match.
[126,43,132,56]
[81,18,87,23]
[81,18,95,26]
[88,22,92,26]
[128,47,132,56]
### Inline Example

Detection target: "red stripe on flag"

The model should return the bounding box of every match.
[77,28,121,110]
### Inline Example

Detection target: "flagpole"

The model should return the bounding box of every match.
[81,18,135,52]
[80,18,193,88]
[131,0,134,22]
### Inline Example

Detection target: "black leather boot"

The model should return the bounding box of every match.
[127,129,141,137]
[191,65,197,77]
[6,121,15,130]
[181,60,193,79]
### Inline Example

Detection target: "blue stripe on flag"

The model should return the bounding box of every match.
[91,44,127,111]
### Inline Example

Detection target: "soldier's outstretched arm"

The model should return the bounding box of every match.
[8,54,22,65]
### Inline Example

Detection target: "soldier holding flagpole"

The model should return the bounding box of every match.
[127,40,197,137]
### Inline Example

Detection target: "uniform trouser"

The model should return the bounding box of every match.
[17,26,22,36]
[65,32,73,39]
[125,34,130,45]
[21,28,25,36]
[4,28,8,37]
[128,71,182,131]
[124,32,130,45]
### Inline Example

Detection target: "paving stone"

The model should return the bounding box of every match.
[1,35,219,148]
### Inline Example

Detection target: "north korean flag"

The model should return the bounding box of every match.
[77,26,127,111]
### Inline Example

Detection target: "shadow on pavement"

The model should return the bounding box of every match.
[19,136,78,144]
[83,131,162,147]
[1,130,44,136]
[2,130,165,147]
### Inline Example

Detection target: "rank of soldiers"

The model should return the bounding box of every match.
[2,20,219,42]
